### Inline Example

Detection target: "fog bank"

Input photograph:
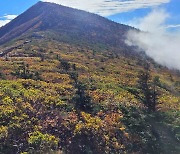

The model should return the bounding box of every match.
[126,9,180,70]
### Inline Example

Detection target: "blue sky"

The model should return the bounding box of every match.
[108,0,180,28]
[0,0,38,16]
[0,0,180,30]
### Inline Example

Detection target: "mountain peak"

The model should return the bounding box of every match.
[0,1,132,52]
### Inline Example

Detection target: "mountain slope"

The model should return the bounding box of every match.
[0,2,133,51]
[0,2,179,154]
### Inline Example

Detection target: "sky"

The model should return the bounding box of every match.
[0,0,180,70]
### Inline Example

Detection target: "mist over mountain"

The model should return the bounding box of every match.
[126,9,180,71]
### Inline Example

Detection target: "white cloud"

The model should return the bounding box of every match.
[0,20,10,28]
[3,15,17,20]
[126,9,180,70]
[166,24,180,29]
[41,0,170,16]
[0,14,17,28]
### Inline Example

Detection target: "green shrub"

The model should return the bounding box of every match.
[28,131,59,153]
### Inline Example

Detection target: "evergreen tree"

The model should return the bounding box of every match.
[138,63,158,111]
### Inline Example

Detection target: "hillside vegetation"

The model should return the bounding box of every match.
[0,2,179,154]
[0,36,179,154]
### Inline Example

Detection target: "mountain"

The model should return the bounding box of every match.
[0,2,179,154]
[0,1,133,52]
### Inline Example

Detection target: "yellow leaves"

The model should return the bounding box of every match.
[74,122,83,134]
[89,90,106,103]
[60,53,76,61]
[44,95,66,108]
[0,126,8,139]
[0,105,16,118]
[104,135,109,141]
[2,96,13,105]
[81,112,102,126]
[28,131,59,150]
[0,92,3,98]
[0,79,75,125]
[158,92,180,110]
[0,39,179,154]
[20,79,74,99]
[29,59,58,72]
[74,112,102,134]
[119,127,125,131]
[113,142,124,150]
[104,113,123,127]
[73,111,129,152]
[111,137,126,150]
[115,90,138,105]
[159,94,179,103]
[74,111,128,143]
[41,72,71,84]
[23,88,44,101]
[15,98,23,104]
[20,152,28,154]
[124,132,129,138]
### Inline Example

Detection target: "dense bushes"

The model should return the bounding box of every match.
[28,131,59,153]
[0,40,179,153]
